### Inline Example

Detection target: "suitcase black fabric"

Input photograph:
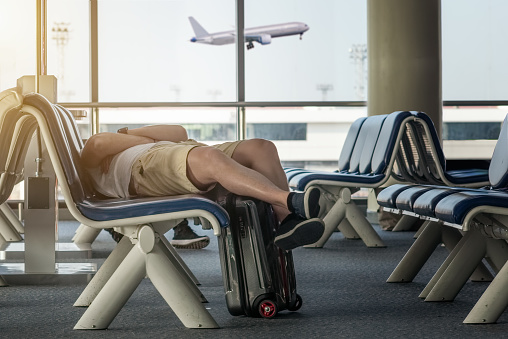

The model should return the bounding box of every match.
[218,194,302,318]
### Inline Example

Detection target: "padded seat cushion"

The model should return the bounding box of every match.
[77,194,230,226]
[443,169,489,186]
[412,187,463,217]
[395,186,434,211]
[377,184,416,208]
[289,171,385,191]
[434,190,508,225]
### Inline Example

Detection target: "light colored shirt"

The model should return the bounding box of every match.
[87,143,154,198]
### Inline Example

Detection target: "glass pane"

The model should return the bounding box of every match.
[442,106,504,160]
[245,0,367,102]
[442,0,508,100]
[0,1,36,90]
[98,0,235,102]
[246,107,367,171]
[47,0,90,102]
[98,107,237,143]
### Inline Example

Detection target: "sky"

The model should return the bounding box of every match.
[0,0,507,103]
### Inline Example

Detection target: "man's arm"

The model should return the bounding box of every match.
[81,132,155,169]
[122,125,188,142]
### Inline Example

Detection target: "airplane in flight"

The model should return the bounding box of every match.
[189,16,309,49]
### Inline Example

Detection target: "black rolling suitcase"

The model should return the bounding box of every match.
[218,194,302,318]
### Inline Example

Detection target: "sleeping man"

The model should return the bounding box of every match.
[80,124,324,250]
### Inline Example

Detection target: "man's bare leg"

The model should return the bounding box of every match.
[186,142,325,251]
[228,139,290,220]
[186,145,290,221]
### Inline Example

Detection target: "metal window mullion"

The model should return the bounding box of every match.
[36,0,47,91]
[236,0,246,140]
[90,0,99,135]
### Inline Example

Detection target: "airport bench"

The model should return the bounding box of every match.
[377,114,508,324]
[286,111,414,248]
[0,88,33,245]
[285,110,489,248]
[9,91,231,330]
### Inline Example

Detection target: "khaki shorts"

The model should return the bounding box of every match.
[131,139,242,196]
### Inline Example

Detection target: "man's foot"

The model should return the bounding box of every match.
[287,187,321,219]
[274,214,324,251]
[170,219,210,249]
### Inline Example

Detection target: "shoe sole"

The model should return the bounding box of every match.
[274,218,324,251]
[170,237,210,250]
[304,187,321,219]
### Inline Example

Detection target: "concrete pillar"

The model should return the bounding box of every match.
[367,0,442,138]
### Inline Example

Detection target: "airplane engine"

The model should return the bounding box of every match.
[258,34,272,45]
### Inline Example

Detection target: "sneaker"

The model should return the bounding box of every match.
[105,228,123,243]
[274,214,325,251]
[288,187,321,219]
[170,219,210,250]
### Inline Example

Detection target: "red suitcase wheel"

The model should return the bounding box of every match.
[258,300,278,318]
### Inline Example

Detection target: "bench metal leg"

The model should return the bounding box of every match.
[464,258,508,324]
[74,240,147,329]
[74,225,218,330]
[74,236,133,307]
[305,195,347,248]
[387,221,441,283]
[424,231,486,302]
[419,230,468,299]
[0,203,24,234]
[337,218,360,240]
[441,227,493,282]
[346,202,386,248]
[146,242,218,328]
[392,214,419,232]
[159,234,207,302]
[485,238,508,273]
[0,205,22,242]
[72,223,102,245]
[413,223,425,238]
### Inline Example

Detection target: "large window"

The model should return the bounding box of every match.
[441,0,508,100]
[98,0,236,102]
[47,0,90,102]
[2,0,508,174]
[245,0,367,101]
[0,1,36,90]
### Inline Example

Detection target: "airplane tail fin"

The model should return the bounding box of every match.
[189,17,209,38]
